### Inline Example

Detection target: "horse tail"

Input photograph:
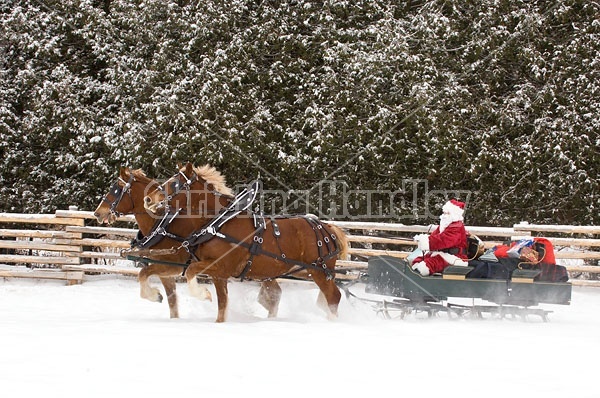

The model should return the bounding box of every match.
[327,224,349,260]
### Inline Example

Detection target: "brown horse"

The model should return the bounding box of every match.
[94,167,212,319]
[94,167,284,319]
[143,162,349,322]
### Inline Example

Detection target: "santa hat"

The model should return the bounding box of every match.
[442,199,465,221]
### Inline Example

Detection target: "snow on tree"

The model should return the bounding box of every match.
[0,0,598,225]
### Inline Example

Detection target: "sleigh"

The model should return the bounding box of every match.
[350,238,572,321]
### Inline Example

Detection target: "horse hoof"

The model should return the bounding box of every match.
[140,288,163,303]
[193,287,212,302]
[327,307,339,320]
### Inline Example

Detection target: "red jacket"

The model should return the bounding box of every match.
[428,222,468,256]
[413,221,468,274]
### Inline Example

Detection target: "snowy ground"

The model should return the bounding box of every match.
[0,275,598,398]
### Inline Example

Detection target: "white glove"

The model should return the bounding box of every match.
[411,261,430,276]
[413,234,430,251]
[452,259,469,267]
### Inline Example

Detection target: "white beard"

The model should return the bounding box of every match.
[439,214,453,232]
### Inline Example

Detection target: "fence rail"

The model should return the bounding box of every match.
[0,209,597,286]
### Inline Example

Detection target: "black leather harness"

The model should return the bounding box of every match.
[130,208,184,249]
[130,181,340,281]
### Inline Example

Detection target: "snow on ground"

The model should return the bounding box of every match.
[0,275,598,398]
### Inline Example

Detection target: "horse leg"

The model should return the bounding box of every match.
[184,262,213,302]
[212,277,229,323]
[258,279,282,318]
[312,273,341,319]
[159,276,179,319]
[316,290,328,313]
[138,265,163,303]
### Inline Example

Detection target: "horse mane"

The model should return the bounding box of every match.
[129,168,158,186]
[130,168,147,179]
[191,164,234,197]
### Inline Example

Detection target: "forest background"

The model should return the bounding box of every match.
[1,0,598,226]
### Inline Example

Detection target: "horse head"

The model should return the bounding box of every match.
[94,167,158,224]
[143,162,233,216]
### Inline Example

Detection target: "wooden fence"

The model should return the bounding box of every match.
[0,209,598,286]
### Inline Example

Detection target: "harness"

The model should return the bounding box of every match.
[130,207,184,249]
[214,213,340,281]
[132,180,340,281]
[180,180,261,248]
[102,174,135,218]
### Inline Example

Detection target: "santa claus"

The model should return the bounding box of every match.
[411,199,468,276]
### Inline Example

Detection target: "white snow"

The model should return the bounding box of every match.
[0,275,598,398]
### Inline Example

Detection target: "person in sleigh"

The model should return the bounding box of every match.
[411,199,469,276]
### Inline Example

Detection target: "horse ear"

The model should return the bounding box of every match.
[185,162,194,174]
[119,166,128,178]
[176,162,183,170]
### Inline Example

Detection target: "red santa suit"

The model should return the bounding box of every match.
[411,199,468,276]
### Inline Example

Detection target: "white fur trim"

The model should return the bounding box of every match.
[413,233,427,241]
[430,251,469,267]
[412,261,430,276]
[418,235,430,251]
[442,201,464,222]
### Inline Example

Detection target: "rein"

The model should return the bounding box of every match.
[126,254,190,269]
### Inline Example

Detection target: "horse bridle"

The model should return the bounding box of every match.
[149,170,196,212]
[160,170,198,207]
[102,174,135,218]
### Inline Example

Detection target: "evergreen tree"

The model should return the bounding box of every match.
[0,0,597,225]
